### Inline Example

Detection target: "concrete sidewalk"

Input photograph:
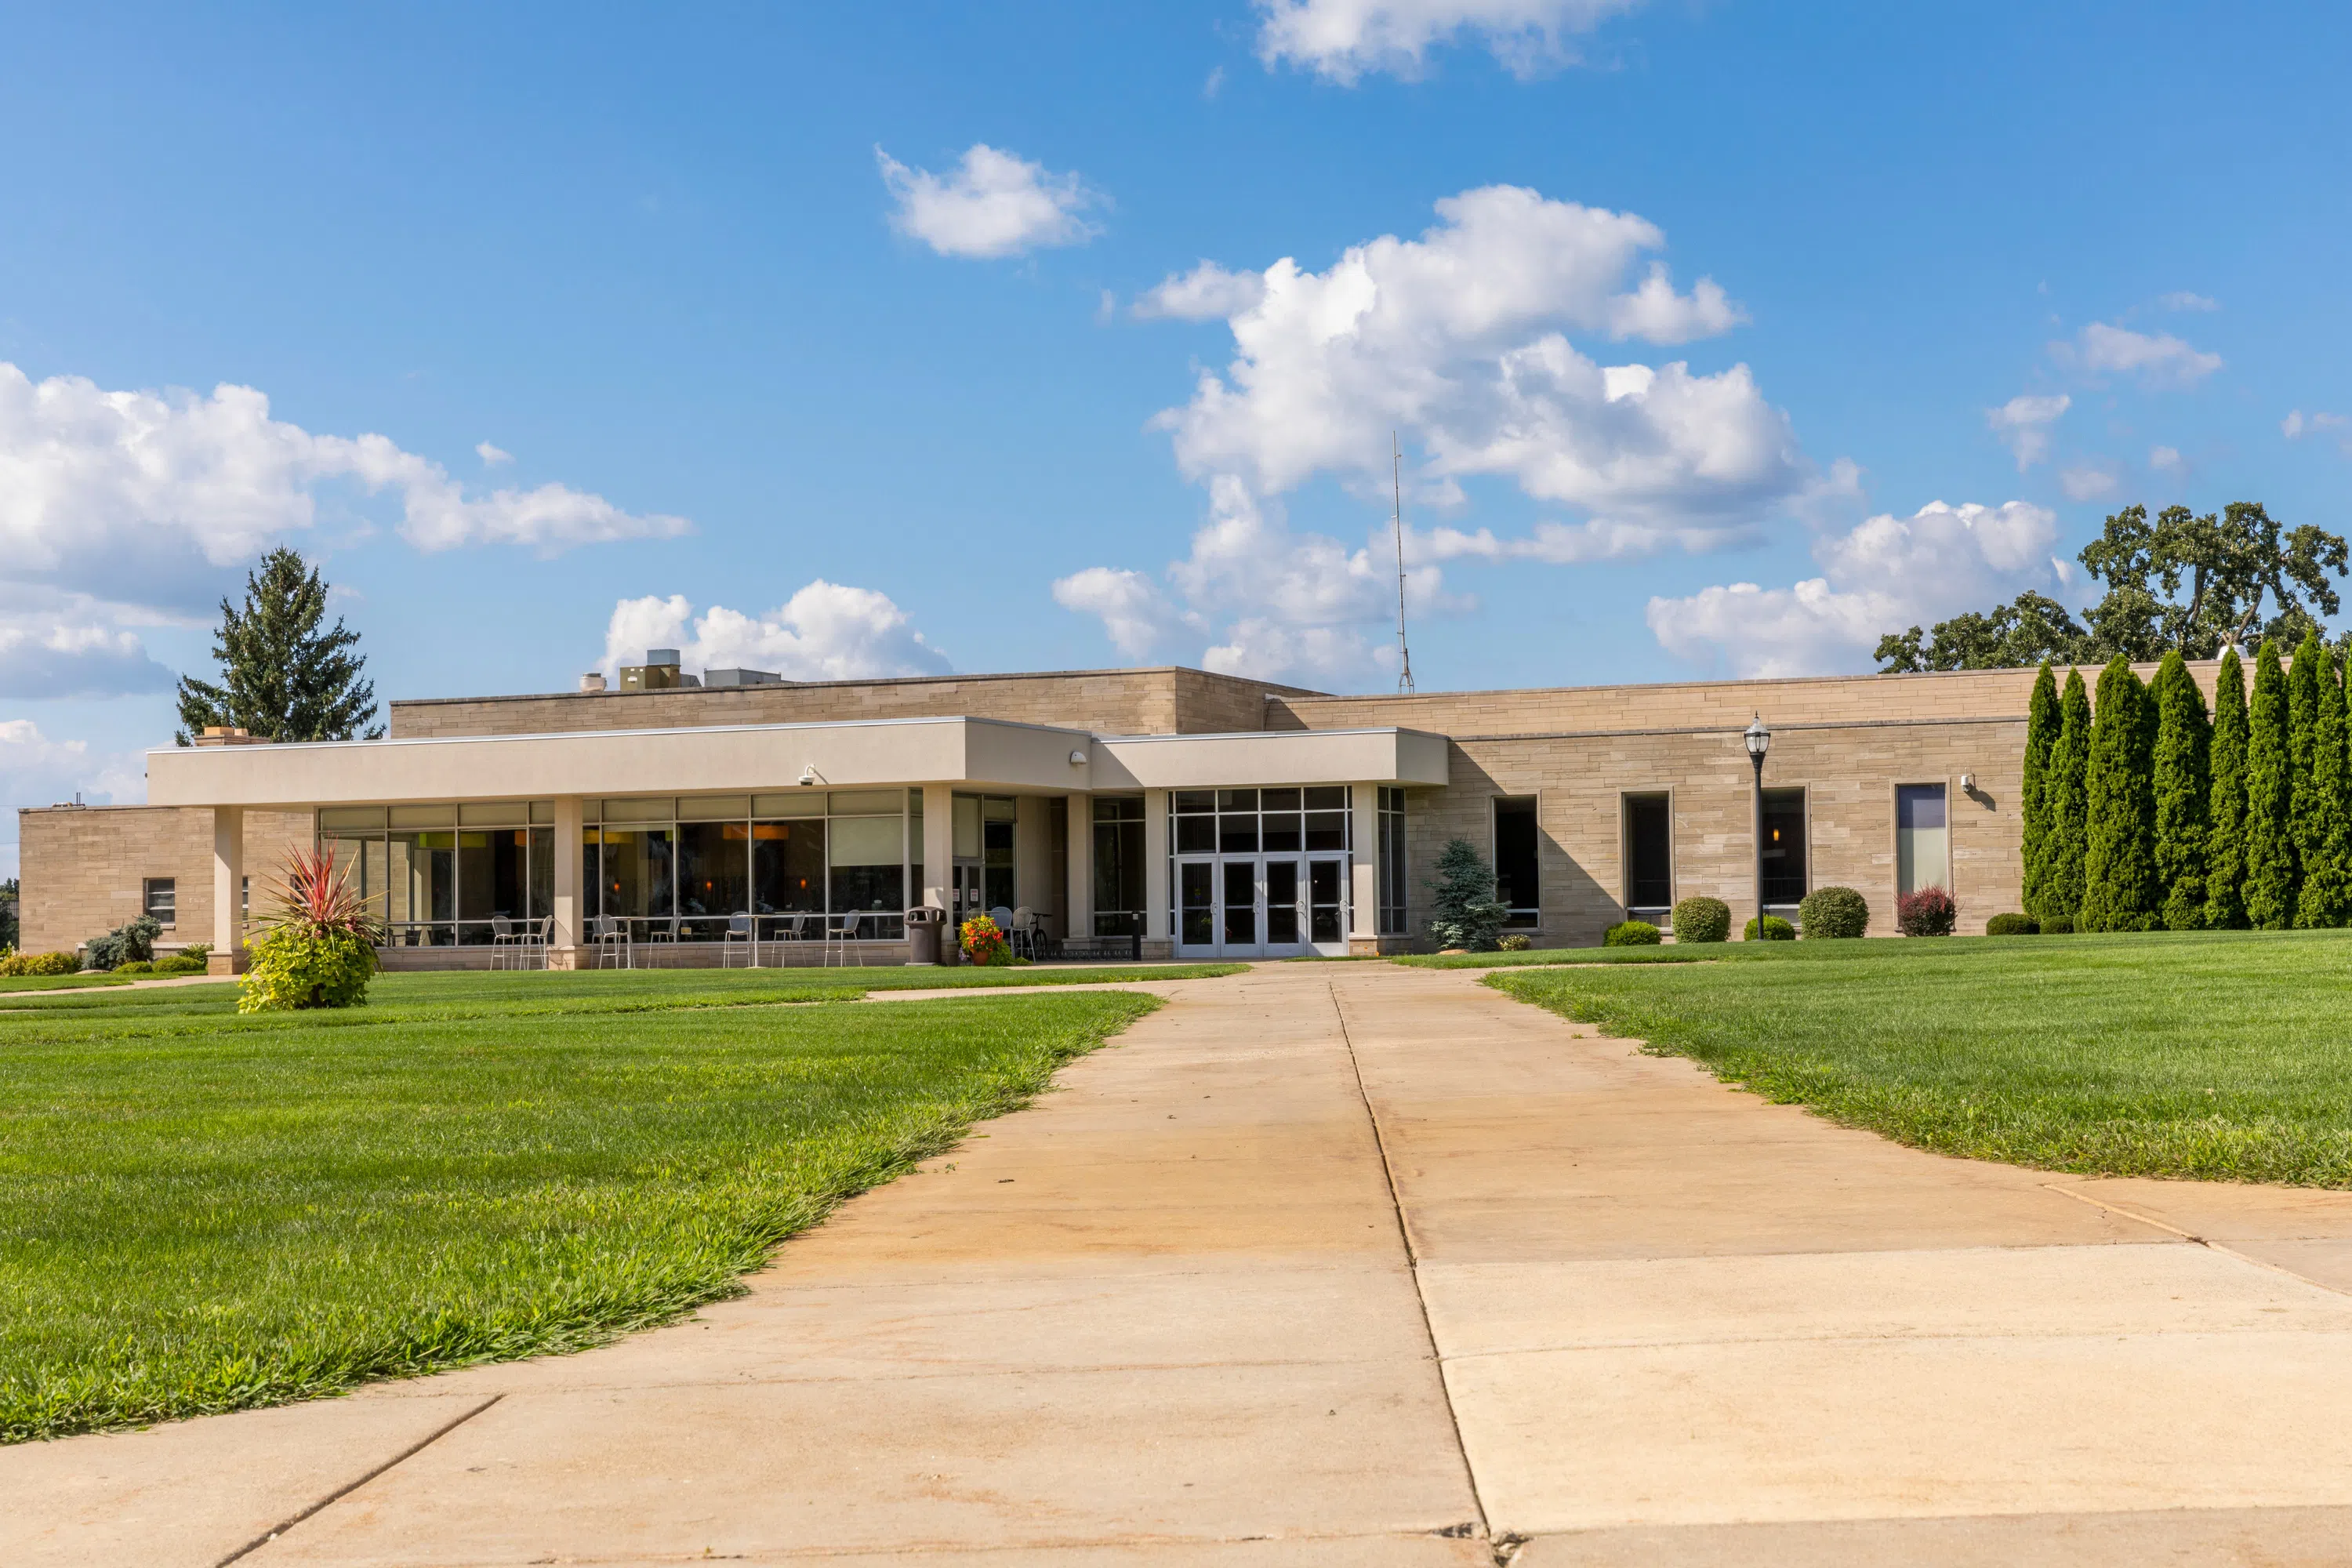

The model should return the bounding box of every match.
[12,963,2352,1566]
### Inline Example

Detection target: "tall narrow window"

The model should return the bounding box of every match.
[1624,793,1671,916]
[1377,787,1408,935]
[1494,797,1539,927]
[1093,797,1146,937]
[1760,787,1807,909]
[1896,784,1949,896]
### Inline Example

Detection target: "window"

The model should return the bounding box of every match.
[1171,786,1350,856]
[1093,797,1146,937]
[1760,787,1807,908]
[1896,784,1949,896]
[981,796,1017,912]
[1624,793,1671,916]
[1377,788,1407,935]
[1493,797,1539,927]
[143,878,176,925]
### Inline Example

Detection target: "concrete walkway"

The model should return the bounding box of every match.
[13,963,2352,1566]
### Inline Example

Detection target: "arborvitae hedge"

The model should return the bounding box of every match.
[2244,640,2299,930]
[2297,642,2352,927]
[2081,657,2160,931]
[2150,651,2210,930]
[2290,629,2325,888]
[2204,649,2250,929]
[2020,662,2060,920]
[2043,668,2092,920]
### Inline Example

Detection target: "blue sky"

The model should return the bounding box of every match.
[5,2,2352,873]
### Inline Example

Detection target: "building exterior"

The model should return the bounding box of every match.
[18,657,2143,971]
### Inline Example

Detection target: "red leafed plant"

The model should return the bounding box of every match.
[255,844,385,943]
[1896,885,1957,937]
[240,844,385,1011]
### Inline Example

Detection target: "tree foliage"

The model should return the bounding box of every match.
[2038,669,2092,920]
[2080,658,2159,931]
[2243,641,2299,929]
[1876,502,2347,672]
[2296,639,2352,928]
[1428,837,1510,952]
[176,547,381,745]
[2148,652,2210,930]
[2203,649,2251,930]
[2020,662,2060,918]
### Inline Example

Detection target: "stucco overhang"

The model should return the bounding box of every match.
[145,717,1450,809]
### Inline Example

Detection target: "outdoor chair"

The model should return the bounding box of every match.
[822,911,867,968]
[721,914,755,968]
[1010,906,1039,960]
[489,915,527,971]
[592,915,631,970]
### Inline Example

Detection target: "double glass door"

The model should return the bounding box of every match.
[1178,855,1348,957]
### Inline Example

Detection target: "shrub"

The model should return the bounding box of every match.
[84,913,162,971]
[2041,911,2076,935]
[0,950,81,976]
[1497,933,1533,951]
[959,914,1012,966]
[1743,915,1795,941]
[1984,912,2038,936]
[238,845,383,1013]
[114,959,154,975]
[1798,885,1870,938]
[150,953,209,975]
[1427,837,1511,952]
[1670,896,1731,943]
[1603,920,1661,946]
[1896,886,1958,937]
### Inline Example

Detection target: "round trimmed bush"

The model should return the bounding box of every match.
[1984,912,2038,936]
[1604,920,1661,946]
[1497,933,1534,952]
[1797,885,1869,938]
[1896,886,1958,937]
[2040,911,2076,934]
[1743,914,1795,941]
[1670,896,1731,943]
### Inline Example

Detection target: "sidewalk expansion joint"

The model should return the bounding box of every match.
[2042,1182,2352,1300]
[211,1393,503,1566]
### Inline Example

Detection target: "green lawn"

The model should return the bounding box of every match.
[1488,931,2352,1189]
[0,966,1214,1443]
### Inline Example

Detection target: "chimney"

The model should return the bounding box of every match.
[194,726,272,747]
[579,672,608,693]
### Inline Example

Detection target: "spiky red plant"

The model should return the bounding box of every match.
[256,844,385,944]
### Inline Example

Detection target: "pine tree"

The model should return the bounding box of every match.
[2244,640,2299,929]
[2203,649,2251,929]
[2045,668,2092,919]
[2297,642,2352,927]
[1426,837,1510,952]
[2290,629,2325,880]
[2149,652,2211,929]
[2081,657,2160,931]
[176,547,381,744]
[2020,662,2060,920]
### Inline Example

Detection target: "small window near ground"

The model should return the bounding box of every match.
[1896,784,1949,896]
[143,878,176,924]
[1624,793,1671,917]
[1494,797,1539,928]
[1761,787,1807,909]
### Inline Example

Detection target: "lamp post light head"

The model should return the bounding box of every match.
[1744,713,1771,761]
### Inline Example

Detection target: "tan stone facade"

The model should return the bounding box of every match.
[24,657,2175,959]
[16,805,310,958]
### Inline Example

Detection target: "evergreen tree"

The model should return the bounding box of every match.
[2045,668,2092,919]
[2244,640,2299,928]
[2203,649,2251,929]
[2298,642,2352,927]
[175,547,381,744]
[2149,652,2211,929]
[2081,657,2160,930]
[2020,662,2060,920]
[2290,629,2325,873]
[1426,837,1510,952]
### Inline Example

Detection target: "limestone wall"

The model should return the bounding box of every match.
[16,806,311,957]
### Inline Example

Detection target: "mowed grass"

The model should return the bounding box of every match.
[1488,931,2352,1187]
[0,966,1215,1443]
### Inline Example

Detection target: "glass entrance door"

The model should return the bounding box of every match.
[1175,855,1349,958]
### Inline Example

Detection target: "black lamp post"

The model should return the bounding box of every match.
[1744,713,1771,938]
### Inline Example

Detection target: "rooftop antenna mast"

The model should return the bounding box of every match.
[1392,432,1416,694]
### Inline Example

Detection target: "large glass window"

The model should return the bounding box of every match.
[677,821,750,927]
[456,827,530,939]
[1624,793,1671,916]
[1093,797,1146,937]
[598,826,675,922]
[1494,797,1539,928]
[981,797,1016,912]
[1896,784,1949,896]
[1174,787,1350,856]
[1377,787,1407,935]
[753,819,826,916]
[832,812,906,923]
[1761,787,1807,908]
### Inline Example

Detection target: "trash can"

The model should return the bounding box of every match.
[904,906,951,967]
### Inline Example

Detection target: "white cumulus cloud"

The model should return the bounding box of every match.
[876,143,1102,260]
[0,591,176,699]
[1060,187,1822,683]
[600,582,951,684]
[2064,321,2223,390]
[1255,0,1646,82]
[1986,393,2069,470]
[475,441,513,466]
[1646,499,2065,678]
[1049,568,1197,660]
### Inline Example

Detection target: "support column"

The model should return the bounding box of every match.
[209,806,245,976]
[922,784,953,909]
[1142,788,1171,959]
[1348,783,1383,956]
[1065,793,1093,948]
[550,794,584,969]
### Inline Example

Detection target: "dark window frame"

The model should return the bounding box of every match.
[1492,795,1540,928]
[1622,791,1673,918]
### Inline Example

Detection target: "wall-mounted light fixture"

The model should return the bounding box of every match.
[1068,750,1087,766]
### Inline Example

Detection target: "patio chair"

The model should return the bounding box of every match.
[823,911,867,968]
[592,915,631,970]
[721,913,755,969]
[522,916,551,971]
[490,915,525,971]
[1010,906,1036,960]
